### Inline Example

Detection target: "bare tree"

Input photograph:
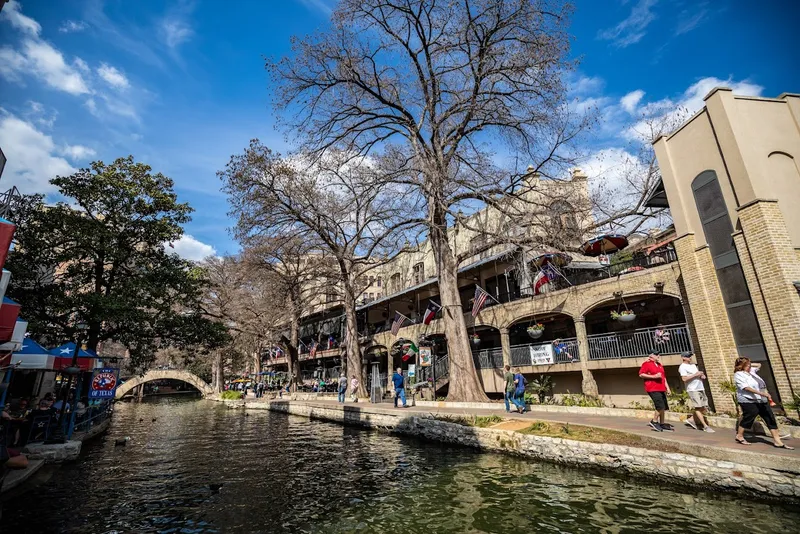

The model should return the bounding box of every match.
[221,145,419,396]
[267,0,584,401]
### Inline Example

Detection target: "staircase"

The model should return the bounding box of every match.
[418,355,449,396]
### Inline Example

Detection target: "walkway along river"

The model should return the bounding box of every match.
[2,397,799,533]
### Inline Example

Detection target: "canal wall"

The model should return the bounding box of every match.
[234,400,800,502]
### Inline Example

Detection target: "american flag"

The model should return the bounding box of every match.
[472,285,491,317]
[391,311,407,336]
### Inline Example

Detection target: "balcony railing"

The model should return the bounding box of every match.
[462,249,678,312]
[472,347,504,369]
[510,338,579,367]
[587,323,692,360]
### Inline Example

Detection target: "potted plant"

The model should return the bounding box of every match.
[611,310,637,323]
[526,323,545,339]
[470,333,481,347]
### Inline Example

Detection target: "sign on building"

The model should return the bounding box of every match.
[528,344,554,366]
[419,347,432,367]
[89,367,120,399]
[407,364,416,378]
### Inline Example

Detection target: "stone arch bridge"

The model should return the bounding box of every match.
[115,369,214,399]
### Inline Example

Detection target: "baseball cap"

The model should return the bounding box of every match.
[680,351,693,358]
[649,350,661,356]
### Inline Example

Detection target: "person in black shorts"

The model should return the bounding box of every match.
[638,351,674,432]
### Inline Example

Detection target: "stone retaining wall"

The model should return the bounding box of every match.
[259,401,800,501]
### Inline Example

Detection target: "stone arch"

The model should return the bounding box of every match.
[115,370,214,399]
[579,290,682,318]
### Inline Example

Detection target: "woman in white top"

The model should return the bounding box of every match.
[733,357,793,449]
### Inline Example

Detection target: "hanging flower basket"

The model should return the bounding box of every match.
[470,334,481,347]
[527,324,545,339]
[611,310,637,323]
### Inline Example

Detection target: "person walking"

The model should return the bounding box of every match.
[678,352,714,432]
[638,351,674,432]
[513,368,528,414]
[734,357,793,449]
[392,367,407,408]
[337,374,347,403]
[350,375,359,402]
[503,365,523,413]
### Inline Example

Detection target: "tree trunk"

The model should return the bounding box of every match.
[212,350,223,393]
[430,229,489,402]
[343,289,366,397]
[286,302,300,393]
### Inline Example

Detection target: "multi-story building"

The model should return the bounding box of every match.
[266,87,800,412]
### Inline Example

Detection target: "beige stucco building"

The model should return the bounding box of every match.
[651,88,800,412]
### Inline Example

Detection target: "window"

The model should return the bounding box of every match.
[368,276,375,286]
[325,289,337,303]
[376,277,382,287]
[412,262,425,285]
[470,235,488,252]
[691,170,766,358]
[368,292,374,300]
[390,273,401,292]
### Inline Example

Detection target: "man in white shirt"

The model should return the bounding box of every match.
[678,352,714,432]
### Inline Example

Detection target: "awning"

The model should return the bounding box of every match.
[49,342,99,371]
[644,178,669,208]
[457,247,518,274]
[645,236,676,255]
[10,339,55,370]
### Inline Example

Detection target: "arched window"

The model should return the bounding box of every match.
[390,272,401,292]
[691,170,765,360]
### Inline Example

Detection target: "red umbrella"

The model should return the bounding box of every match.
[580,234,629,257]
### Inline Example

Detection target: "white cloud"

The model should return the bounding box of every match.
[73,57,89,73]
[59,20,87,33]
[0,46,27,82]
[620,90,645,114]
[168,235,216,262]
[60,145,96,161]
[161,19,193,48]
[0,0,41,36]
[675,4,709,36]
[297,0,335,15]
[572,75,605,95]
[25,100,58,129]
[597,0,658,48]
[97,63,129,89]
[0,111,76,194]
[624,76,764,140]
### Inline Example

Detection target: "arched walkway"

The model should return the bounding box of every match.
[115,370,214,399]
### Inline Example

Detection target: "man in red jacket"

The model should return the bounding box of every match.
[638,351,673,432]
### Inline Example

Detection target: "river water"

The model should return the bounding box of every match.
[2,397,798,533]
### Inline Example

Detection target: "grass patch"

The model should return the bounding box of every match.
[433,414,504,428]
[518,420,656,448]
[220,390,243,400]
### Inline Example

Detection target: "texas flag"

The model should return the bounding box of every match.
[422,301,441,325]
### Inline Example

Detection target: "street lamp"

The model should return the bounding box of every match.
[45,322,88,444]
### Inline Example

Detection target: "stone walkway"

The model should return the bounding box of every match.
[244,395,800,460]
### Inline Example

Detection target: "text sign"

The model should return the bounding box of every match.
[407,364,416,378]
[89,367,120,399]
[528,344,554,366]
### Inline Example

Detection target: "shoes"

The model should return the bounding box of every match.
[702,427,716,433]
[648,420,663,432]
[661,423,675,432]
[684,419,698,430]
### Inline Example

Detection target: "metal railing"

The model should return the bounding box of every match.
[587,323,692,360]
[472,347,504,369]
[510,337,579,367]
[464,249,679,312]
[70,401,113,437]
[418,355,449,383]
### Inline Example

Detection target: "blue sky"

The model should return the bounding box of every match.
[1,0,798,260]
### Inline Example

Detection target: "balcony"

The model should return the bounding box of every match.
[467,324,692,370]
[587,323,692,360]
[462,249,678,312]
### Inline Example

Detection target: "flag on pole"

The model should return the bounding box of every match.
[391,311,408,336]
[533,263,559,295]
[402,340,419,362]
[472,285,490,317]
[327,335,335,350]
[422,301,442,325]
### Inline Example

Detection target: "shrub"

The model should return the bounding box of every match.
[667,390,692,413]
[527,375,555,404]
[558,393,605,408]
[220,390,243,400]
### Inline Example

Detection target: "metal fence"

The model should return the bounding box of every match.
[418,355,449,382]
[70,401,113,437]
[472,347,504,369]
[587,323,692,360]
[509,338,579,367]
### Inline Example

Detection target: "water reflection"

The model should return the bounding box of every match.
[2,397,797,533]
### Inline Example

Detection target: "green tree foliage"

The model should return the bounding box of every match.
[6,156,229,370]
